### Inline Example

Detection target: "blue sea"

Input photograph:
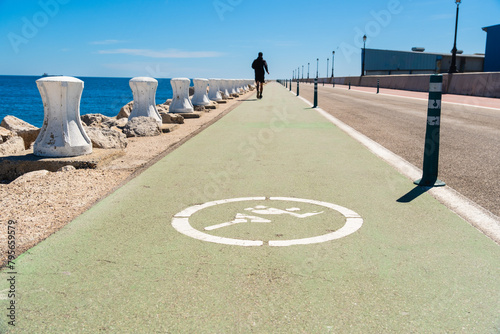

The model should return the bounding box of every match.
[0,75,177,128]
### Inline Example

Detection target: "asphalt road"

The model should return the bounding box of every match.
[293,82,500,217]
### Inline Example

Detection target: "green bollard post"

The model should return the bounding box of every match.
[297,78,299,96]
[313,78,318,108]
[414,75,446,187]
[349,81,351,90]
[377,79,380,94]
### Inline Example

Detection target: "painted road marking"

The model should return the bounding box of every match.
[171,197,363,247]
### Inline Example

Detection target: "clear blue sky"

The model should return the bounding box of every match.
[1,0,499,79]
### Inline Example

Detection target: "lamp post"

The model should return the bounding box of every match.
[302,65,304,80]
[326,58,329,80]
[316,58,319,78]
[361,34,367,76]
[449,0,462,73]
[331,51,335,77]
[298,67,300,81]
[307,63,310,79]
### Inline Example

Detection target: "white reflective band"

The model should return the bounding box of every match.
[429,83,443,92]
[428,99,442,109]
[427,116,440,126]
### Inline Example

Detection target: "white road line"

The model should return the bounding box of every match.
[291,89,500,245]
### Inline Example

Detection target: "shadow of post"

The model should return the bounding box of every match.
[397,186,432,203]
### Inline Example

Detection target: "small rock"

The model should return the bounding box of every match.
[117,101,133,119]
[57,165,76,172]
[0,136,25,156]
[122,117,161,138]
[159,112,184,124]
[0,115,40,149]
[85,127,128,149]
[160,124,179,133]
[164,99,172,106]
[11,170,50,184]
[194,105,205,112]
[81,114,112,128]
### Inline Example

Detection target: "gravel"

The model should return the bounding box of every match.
[0,94,249,267]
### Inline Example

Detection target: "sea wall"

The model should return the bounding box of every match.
[301,72,500,98]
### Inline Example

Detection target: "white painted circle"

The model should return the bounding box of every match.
[171,197,363,247]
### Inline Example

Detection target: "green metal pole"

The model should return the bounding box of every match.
[414,75,445,187]
[377,79,380,94]
[297,78,299,96]
[313,78,318,108]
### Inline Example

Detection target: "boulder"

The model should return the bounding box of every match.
[122,117,161,138]
[0,136,26,156]
[189,86,195,96]
[159,112,184,124]
[102,117,128,129]
[0,115,40,149]
[156,104,169,113]
[0,126,13,143]
[117,101,134,119]
[164,99,172,106]
[81,113,112,128]
[194,105,205,112]
[85,127,128,149]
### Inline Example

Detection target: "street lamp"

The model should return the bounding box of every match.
[316,58,319,78]
[326,58,329,80]
[302,65,304,79]
[332,51,335,78]
[307,63,310,79]
[449,0,462,73]
[361,34,367,76]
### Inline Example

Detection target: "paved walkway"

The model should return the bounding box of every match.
[2,83,500,333]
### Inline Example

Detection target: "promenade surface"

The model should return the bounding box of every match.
[1,83,500,333]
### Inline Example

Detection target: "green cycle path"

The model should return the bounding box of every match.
[2,83,500,333]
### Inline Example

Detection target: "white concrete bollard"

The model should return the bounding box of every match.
[208,79,222,101]
[170,78,194,113]
[238,80,245,93]
[230,79,238,95]
[222,79,231,99]
[128,77,162,124]
[34,76,92,157]
[191,78,211,106]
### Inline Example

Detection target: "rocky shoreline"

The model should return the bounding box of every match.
[0,88,252,268]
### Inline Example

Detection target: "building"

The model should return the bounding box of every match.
[482,24,500,72]
[362,48,485,76]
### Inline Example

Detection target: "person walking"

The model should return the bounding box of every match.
[251,52,269,99]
